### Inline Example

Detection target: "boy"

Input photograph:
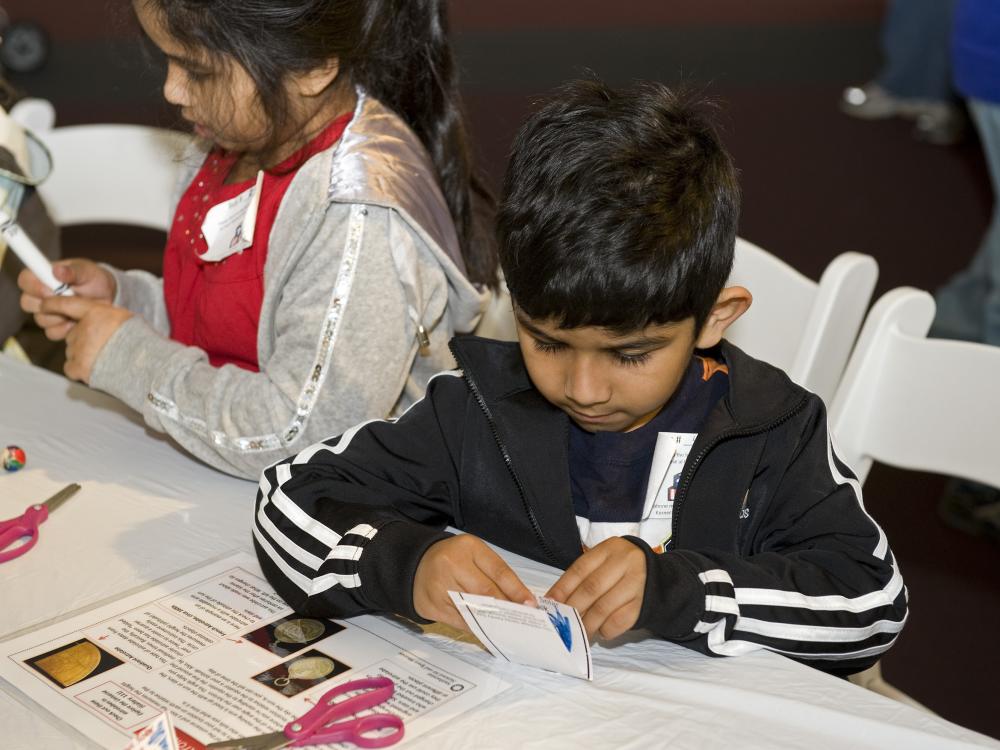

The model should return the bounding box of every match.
[253,80,906,675]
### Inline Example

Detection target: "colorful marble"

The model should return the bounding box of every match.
[2,445,26,471]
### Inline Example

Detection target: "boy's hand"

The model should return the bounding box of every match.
[413,535,534,631]
[546,537,647,641]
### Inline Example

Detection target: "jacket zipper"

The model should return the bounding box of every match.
[670,395,810,546]
[450,345,561,566]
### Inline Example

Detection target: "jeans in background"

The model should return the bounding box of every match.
[878,0,958,101]
[933,100,1000,346]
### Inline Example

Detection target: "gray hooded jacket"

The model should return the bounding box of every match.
[90,91,488,479]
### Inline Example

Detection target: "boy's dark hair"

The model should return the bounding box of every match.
[497,78,740,332]
[137,0,498,287]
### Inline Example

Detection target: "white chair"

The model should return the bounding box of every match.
[829,286,1000,711]
[11,97,190,231]
[831,286,1000,488]
[9,97,55,134]
[727,237,878,404]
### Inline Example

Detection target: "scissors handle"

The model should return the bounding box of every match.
[301,713,404,749]
[286,676,403,748]
[0,504,47,563]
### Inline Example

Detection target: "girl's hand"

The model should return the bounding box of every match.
[546,537,647,641]
[19,260,118,341]
[36,296,132,384]
[413,535,535,631]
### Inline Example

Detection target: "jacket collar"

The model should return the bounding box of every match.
[449,335,809,567]
[449,335,808,431]
[712,340,808,430]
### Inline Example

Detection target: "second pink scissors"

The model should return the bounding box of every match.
[207,676,404,750]
[0,483,81,563]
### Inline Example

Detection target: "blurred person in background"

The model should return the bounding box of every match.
[932,0,1000,539]
[841,0,965,145]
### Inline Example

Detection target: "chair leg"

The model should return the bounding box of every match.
[848,660,936,714]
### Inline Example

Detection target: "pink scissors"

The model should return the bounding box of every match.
[207,676,404,750]
[0,483,81,563]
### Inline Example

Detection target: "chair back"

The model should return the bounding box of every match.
[9,97,55,134]
[726,237,878,404]
[23,107,189,231]
[830,287,1000,488]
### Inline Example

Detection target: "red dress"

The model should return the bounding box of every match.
[162,113,353,372]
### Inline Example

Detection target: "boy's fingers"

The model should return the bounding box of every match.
[475,548,533,604]
[546,548,607,603]
[565,565,625,620]
[579,584,637,639]
[454,561,510,602]
[418,586,468,631]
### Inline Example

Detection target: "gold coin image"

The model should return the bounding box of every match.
[252,649,350,695]
[34,641,101,687]
[274,618,325,644]
[286,655,335,681]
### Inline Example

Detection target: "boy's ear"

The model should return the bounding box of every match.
[293,58,341,98]
[694,286,752,349]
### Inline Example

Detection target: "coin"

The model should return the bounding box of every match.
[287,655,335,681]
[35,641,100,687]
[274,618,325,644]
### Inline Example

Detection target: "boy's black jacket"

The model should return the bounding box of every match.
[254,337,906,674]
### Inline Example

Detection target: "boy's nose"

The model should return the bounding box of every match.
[564,357,612,408]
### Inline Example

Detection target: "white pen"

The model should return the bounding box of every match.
[0,217,72,296]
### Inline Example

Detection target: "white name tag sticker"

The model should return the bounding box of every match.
[198,170,263,263]
[639,432,697,550]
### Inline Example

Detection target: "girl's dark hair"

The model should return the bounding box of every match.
[140,0,497,287]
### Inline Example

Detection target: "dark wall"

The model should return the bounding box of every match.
[4,0,987,288]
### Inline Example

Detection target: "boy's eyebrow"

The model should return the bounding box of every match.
[515,312,675,348]
[601,332,674,348]
[514,314,557,340]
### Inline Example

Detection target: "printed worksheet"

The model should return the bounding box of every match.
[0,553,509,748]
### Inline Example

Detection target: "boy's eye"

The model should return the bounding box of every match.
[612,351,651,367]
[532,338,565,354]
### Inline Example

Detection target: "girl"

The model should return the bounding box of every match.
[20,0,494,478]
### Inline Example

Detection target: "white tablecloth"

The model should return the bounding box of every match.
[1,354,997,750]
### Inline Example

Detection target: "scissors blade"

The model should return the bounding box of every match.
[205,730,289,750]
[41,483,81,514]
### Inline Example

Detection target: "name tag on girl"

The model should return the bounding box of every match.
[198,170,264,262]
